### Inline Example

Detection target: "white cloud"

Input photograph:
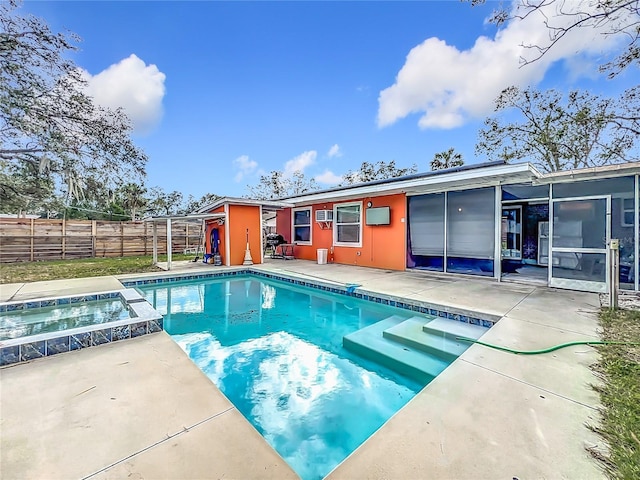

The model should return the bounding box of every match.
[327,144,342,158]
[82,54,166,135]
[283,150,317,178]
[378,1,625,129]
[233,155,258,182]
[315,170,343,185]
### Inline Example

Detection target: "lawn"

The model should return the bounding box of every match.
[591,307,640,479]
[0,254,194,284]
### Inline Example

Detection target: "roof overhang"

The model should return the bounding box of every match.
[197,196,294,213]
[142,213,226,223]
[283,162,540,205]
[536,161,640,184]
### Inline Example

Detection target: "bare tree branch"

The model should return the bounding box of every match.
[467,0,640,77]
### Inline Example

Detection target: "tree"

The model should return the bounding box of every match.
[118,183,147,220]
[468,0,640,78]
[430,148,465,170]
[0,159,58,214]
[340,160,417,185]
[181,193,220,214]
[145,187,184,216]
[247,170,318,200]
[476,86,639,172]
[0,1,147,202]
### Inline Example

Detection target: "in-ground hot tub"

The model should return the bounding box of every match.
[0,289,163,366]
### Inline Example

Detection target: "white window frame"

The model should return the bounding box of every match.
[621,196,635,227]
[292,207,312,245]
[333,201,362,247]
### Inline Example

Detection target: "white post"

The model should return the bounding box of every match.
[259,205,264,264]
[224,204,231,266]
[609,239,619,309]
[166,218,172,271]
[152,222,158,265]
[494,185,502,280]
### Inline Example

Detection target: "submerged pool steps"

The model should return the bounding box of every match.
[383,318,467,363]
[421,317,488,340]
[343,315,488,384]
[343,316,448,384]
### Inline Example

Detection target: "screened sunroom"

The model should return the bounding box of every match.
[406,165,639,293]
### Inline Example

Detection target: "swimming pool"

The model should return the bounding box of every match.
[138,274,481,480]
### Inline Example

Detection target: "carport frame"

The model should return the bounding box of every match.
[143,213,226,270]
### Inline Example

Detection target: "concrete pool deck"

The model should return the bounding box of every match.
[1,260,607,479]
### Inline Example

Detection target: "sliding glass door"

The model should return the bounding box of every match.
[407,188,495,276]
[549,196,610,293]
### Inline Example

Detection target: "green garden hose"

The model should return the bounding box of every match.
[455,337,640,355]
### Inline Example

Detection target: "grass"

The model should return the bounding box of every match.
[0,254,195,284]
[590,307,640,479]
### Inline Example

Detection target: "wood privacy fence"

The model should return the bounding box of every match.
[0,218,204,263]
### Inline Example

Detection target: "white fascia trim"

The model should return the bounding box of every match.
[537,162,640,184]
[288,163,539,205]
[333,201,363,248]
[291,206,312,245]
[197,197,294,213]
[143,213,225,222]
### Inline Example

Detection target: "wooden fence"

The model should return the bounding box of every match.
[0,218,203,263]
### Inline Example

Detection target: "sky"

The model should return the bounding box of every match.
[22,1,638,199]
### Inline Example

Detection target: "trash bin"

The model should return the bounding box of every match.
[317,248,328,265]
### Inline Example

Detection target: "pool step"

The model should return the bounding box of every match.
[422,317,488,341]
[382,317,470,363]
[343,316,450,384]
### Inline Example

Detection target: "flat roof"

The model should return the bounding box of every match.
[197,197,294,214]
[537,161,640,183]
[142,213,226,222]
[279,161,539,205]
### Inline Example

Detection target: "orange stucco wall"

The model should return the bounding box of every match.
[276,209,292,243]
[227,204,262,265]
[277,193,407,270]
[205,204,263,266]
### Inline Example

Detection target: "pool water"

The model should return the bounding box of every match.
[139,276,428,480]
[0,299,130,341]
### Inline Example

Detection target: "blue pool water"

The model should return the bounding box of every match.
[0,299,130,341]
[138,276,429,480]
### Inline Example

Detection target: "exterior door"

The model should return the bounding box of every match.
[549,196,610,293]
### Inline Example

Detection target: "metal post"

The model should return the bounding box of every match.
[166,218,172,271]
[152,222,158,265]
[609,239,619,309]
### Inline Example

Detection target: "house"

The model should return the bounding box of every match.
[198,160,639,294]
[274,160,639,294]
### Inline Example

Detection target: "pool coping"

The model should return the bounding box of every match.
[122,267,499,328]
[0,288,163,366]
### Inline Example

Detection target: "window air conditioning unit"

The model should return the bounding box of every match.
[315,210,333,222]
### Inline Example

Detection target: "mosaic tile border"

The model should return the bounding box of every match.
[0,291,121,313]
[0,289,163,367]
[123,269,497,329]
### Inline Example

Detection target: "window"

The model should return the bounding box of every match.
[292,207,312,244]
[334,202,362,247]
[622,197,635,227]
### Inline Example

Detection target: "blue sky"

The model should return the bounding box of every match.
[23,1,637,199]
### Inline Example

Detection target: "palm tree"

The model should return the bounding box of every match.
[118,183,147,220]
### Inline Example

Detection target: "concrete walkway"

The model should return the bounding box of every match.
[0,276,125,302]
[0,260,607,479]
[0,332,297,480]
